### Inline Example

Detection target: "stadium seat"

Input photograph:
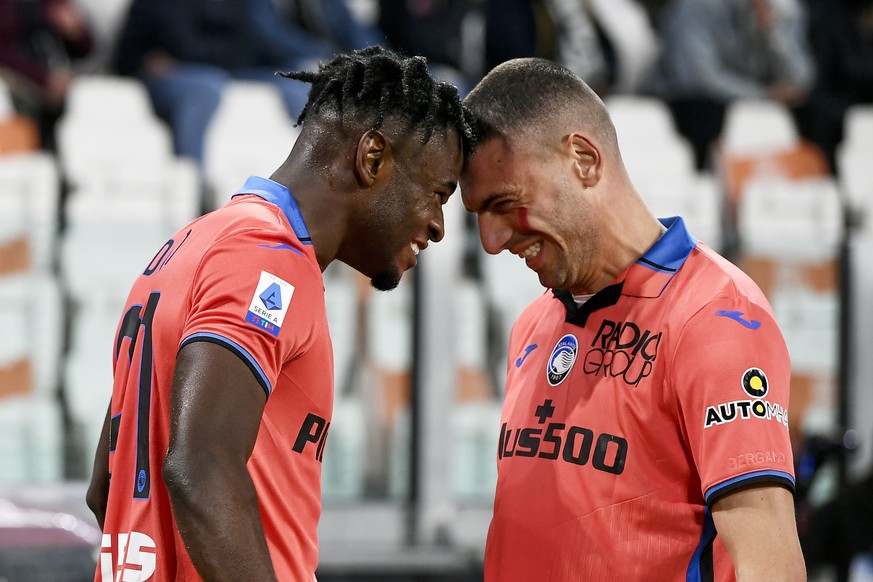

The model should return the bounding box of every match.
[56,76,176,188]
[837,147,873,236]
[64,157,200,228]
[842,104,873,151]
[720,99,800,156]
[847,231,873,471]
[0,114,40,154]
[837,105,873,236]
[0,153,60,274]
[63,75,155,126]
[715,104,830,254]
[56,76,199,257]
[323,262,363,397]
[0,395,63,483]
[450,400,501,501]
[0,270,65,484]
[59,203,172,304]
[738,177,842,261]
[56,117,175,190]
[736,176,843,439]
[605,95,682,149]
[770,285,839,377]
[479,248,546,389]
[367,277,413,374]
[203,82,300,210]
[715,99,828,203]
[387,399,501,502]
[63,290,124,475]
[0,273,64,401]
[602,95,720,246]
[0,77,40,154]
[685,173,723,251]
[454,277,489,373]
[321,397,366,501]
[0,77,12,118]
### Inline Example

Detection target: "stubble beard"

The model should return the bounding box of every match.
[371,267,402,291]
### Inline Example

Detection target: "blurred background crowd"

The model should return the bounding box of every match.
[1,0,873,580]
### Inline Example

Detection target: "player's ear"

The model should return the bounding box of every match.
[355,130,395,188]
[569,133,601,188]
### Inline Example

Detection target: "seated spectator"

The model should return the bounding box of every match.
[645,0,815,168]
[112,0,338,167]
[795,0,873,172]
[379,0,474,94]
[484,0,658,96]
[0,0,94,149]
[274,0,384,53]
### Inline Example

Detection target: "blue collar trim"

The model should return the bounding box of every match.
[638,216,697,273]
[232,176,312,244]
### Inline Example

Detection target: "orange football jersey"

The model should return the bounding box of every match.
[98,177,332,581]
[485,217,794,582]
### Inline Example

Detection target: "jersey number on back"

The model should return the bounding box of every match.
[115,292,160,500]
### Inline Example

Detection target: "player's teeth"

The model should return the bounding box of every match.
[411,243,420,256]
[522,242,541,258]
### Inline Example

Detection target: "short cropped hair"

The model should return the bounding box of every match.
[280,46,477,156]
[464,58,618,154]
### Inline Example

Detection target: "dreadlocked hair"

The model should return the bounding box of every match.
[278,46,477,156]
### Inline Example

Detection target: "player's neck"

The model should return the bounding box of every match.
[270,158,348,272]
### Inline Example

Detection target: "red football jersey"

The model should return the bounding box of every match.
[97,176,332,581]
[484,217,794,581]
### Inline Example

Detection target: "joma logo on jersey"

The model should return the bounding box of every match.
[704,400,789,429]
[293,413,331,462]
[100,532,156,581]
[498,422,628,475]
[582,319,662,386]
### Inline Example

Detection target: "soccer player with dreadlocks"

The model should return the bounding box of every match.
[86,46,476,582]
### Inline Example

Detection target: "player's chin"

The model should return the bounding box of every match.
[371,266,403,291]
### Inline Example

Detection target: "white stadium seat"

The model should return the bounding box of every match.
[0,273,64,400]
[204,82,300,210]
[0,152,60,273]
[738,176,842,261]
[720,99,800,156]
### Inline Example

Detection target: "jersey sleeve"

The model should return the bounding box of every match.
[180,227,321,397]
[670,294,795,506]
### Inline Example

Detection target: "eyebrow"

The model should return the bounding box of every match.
[469,191,509,213]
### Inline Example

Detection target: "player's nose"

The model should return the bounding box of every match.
[477,213,511,255]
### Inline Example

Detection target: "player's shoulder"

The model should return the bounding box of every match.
[667,243,785,349]
[204,196,309,253]
[676,242,770,310]
[518,289,559,321]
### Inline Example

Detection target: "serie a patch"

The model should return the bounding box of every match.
[245,271,294,337]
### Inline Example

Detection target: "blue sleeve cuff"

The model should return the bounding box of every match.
[705,470,795,506]
[180,332,272,397]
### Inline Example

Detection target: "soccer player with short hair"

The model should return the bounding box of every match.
[86,46,476,581]
[460,58,805,581]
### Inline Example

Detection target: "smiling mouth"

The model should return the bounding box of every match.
[411,242,420,256]
[520,241,541,259]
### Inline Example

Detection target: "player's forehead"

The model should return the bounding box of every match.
[460,137,524,207]
[400,125,464,180]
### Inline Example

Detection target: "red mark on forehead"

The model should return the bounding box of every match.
[517,207,532,233]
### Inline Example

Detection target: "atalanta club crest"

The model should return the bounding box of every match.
[547,334,579,386]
